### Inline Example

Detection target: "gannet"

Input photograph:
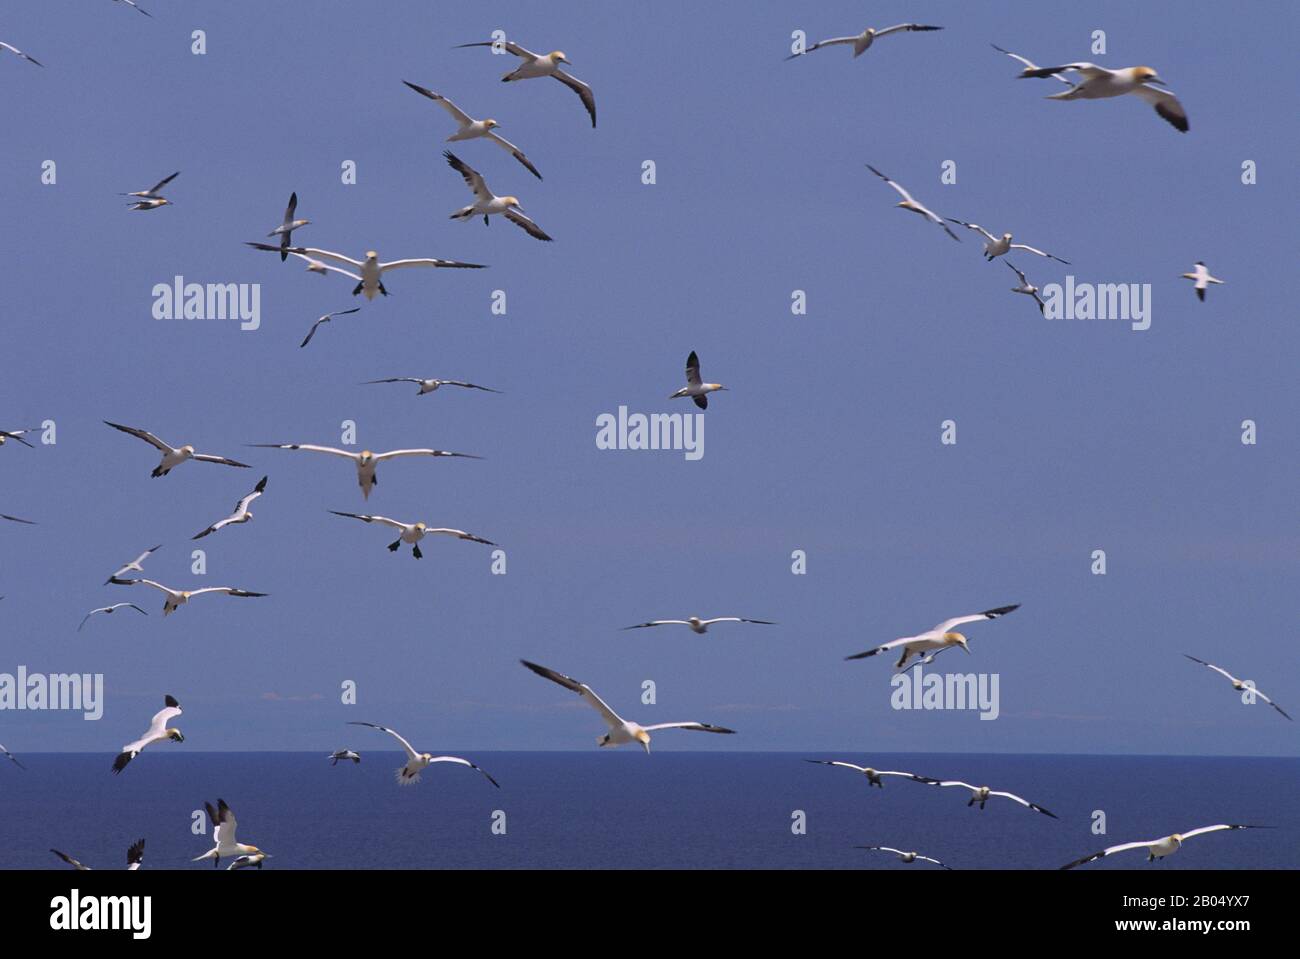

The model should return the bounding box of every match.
[329,750,361,766]
[0,743,24,769]
[112,695,184,773]
[249,443,481,500]
[328,511,496,559]
[946,219,1069,263]
[193,799,269,869]
[1181,262,1223,301]
[103,421,250,477]
[917,778,1057,817]
[127,197,171,212]
[0,427,39,448]
[50,839,146,870]
[112,578,268,616]
[785,23,942,60]
[113,0,151,17]
[623,616,775,634]
[192,475,267,540]
[403,81,542,179]
[845,605,1021,667]
[444,151,553,241]
[362,376,501,396]
[520,660,736,751]
[455,40,596,127]
[49,849,90,871]
[105,544,161,585]
[1062,824,1268,869]
[299,307,361,348]
[804,760,930,788]
[268,192,310,261]
[0,41,43,66]
[1015,61,1188,132]
[122,171,178,199]
[348,722,499,787]
[669,350,727,410]
[1006,261,1046,314]
[1,513,35,525]
[1184,655,1291,720]
[865,165,961,241]
[78,603,148,632]
[856,845,952,869]
[249,243,485,300]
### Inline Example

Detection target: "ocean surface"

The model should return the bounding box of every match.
[1,753,1294,870]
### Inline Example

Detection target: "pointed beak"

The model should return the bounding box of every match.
[961,644,971,655]
[641,740,650,754]
[1145,76,1166,86]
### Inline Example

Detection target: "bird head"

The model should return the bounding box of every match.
[421,752,434,762]
[636,730,651,753]
[485,119,500,129]
[365,251,379,261]
[504,197,523,209]
[168,728,185,743]
[944,632,970,653]
[1170,834,1183,846]
[688,617,703,628]
[180,445,196,456]
[551,51,569,64]
[708,383,728,392]
[359,450,374,462]
[1134,66,1163,84]
[414,522,427,532]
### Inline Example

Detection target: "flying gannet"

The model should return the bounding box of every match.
[785,23,942,60]
[403,81,542,179]
[122,171,178,210]
[0,41,43,66]
[192,476,267,540]
[1014,59,1189,132]
[623,616,775,634]
[804,760,930,789]
[249,443,481,500]
[105,544,161,585]
[1006,261,1046,314]
[865,165,961,242]
[945,219,1069,263]
[328,511,496,559]
[330,750,361,766]
[50,839,146,870]
[0,427,39,448]
[0,743,24,769]
[103,421,250,477]
[78,603,148,632]
[348,722,500,787]
[268,192,310,261]
[855,845,952,869]
[112,578,268,616]
[362,376,502,396]
[1181,262,1223,301]
[444,151,553,241]
[112,695,184,773]
[669,350,727,410]
[249,242,485,300]
[1184,655,1291,720]
[193,799,270,869]
[113,0,152,16]
[1062,824,1268,869]
[299,307,361,348]
[845,605,1021,668]
[455,40,596,127]
[917,777,1057,818]
[520,660,736,751]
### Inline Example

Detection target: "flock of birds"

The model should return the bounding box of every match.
[0,10,1274,872]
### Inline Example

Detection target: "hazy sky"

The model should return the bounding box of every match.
[1,1,1295,756]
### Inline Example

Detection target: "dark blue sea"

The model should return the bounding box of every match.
[1,753,1294,870]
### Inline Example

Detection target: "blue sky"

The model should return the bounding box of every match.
[0,1,1296,756]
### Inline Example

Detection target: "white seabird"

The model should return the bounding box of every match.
[347,722,499,787]
[1006,261,1046,314]
[1181,262,1224,301]
[0,41,43,66]
[946,219,1069,263]
[669,350,728,410]
[1184,654,1291,720]
[328,511,496,559]
[249,443,481,500]
[455,40,596,127]
[105,544,161,585]
[521,659,736,751]
[50,839,146,871]
[78,602,148,632]
[845,605,1021,667]
[122,170,178,199]
[444,151,553,241]
[104,421,250,477]
[329,750,361,766]
[299,307,361,348]
[192,475,267,540]
[623,616,775,634]
[1014,60,1188,132]
[865,165,961,242]
[1062,824,1268,869]
[249,243,486,300]
[785,23,942,60]
[268,192,310,261]
[0,743,24,769]
[856,845,952,869]
[804,760,930,789]
[193,799,270,869]
[918,778,1058,818]
[112,695,184,773]
[112,578,268,616]
[0,427,39,448]
[362,376,501,396]
[403,81,542,179]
